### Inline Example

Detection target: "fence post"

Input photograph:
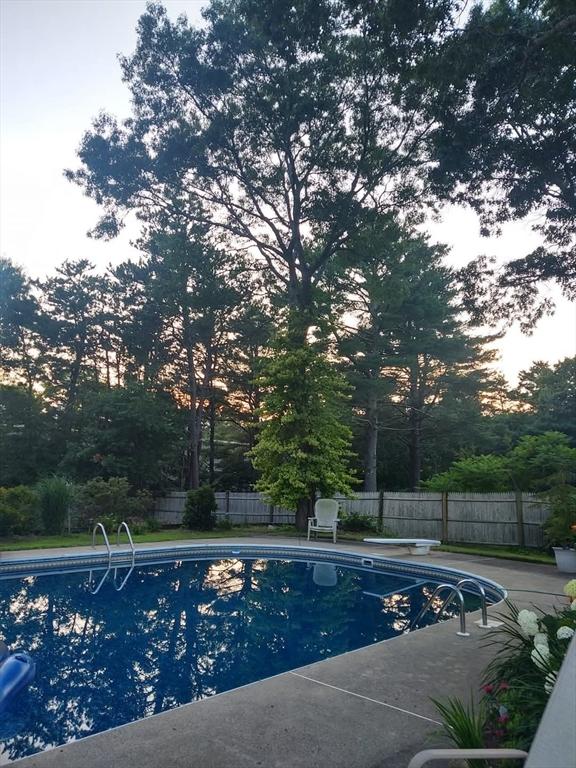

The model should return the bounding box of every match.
[515,491,525,547]
[441,492,449,542]
[378,489,384,532]
[269,504,274,525]
[225,490,230,520]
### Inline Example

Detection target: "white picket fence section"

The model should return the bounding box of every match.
[154,490,550,547]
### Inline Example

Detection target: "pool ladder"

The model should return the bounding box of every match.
[89,522,136,594]
[410,579,490,637]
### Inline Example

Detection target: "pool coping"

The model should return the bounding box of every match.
[0,542,507,604]
[4,541,565,767]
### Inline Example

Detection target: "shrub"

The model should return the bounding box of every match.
[145,517,162,533]
[0,486,41,535]
[434,596,576,755]
[0,501,21,537]
[215,516,233,531]
[37,477,73,535]
[340,512,376,532]
[542,484,576,549]
[183,486,217,531]
[76,477,153,530]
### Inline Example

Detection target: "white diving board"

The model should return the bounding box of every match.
[363,538,441,555]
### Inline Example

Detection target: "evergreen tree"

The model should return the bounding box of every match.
[67,0,463,330]
[250,331,357,529]
[428,0,576,317]
[0,257,43,391]
[333,216,498,490]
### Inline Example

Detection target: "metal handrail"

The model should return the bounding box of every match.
[89,567,111,595]
[455,578,489,627]
[116,521,135,568]
[113,565,135,592]
[92,523,112,569]
[411,583,469,636]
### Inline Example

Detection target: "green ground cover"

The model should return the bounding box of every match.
[0,527,556,564]
[0,527,277,551]
[439,543,555,565]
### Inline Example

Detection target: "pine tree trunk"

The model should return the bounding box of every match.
[208,394,216,485]
[364,389,379,491]
[408,366,423,491]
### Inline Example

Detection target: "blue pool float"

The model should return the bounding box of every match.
[0,651,36,709]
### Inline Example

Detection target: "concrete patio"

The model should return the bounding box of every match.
[4,538,568,768]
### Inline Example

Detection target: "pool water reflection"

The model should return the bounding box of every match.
[0,558,477,763]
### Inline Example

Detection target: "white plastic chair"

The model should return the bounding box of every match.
[307,499,340,543]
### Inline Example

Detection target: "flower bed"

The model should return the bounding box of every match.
[434,580,576,761]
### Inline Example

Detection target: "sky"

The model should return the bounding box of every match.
[1,0,575,384]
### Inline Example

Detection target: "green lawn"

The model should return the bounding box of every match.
[0,525,377,552]
[0,526,279,552]
[439,543,555,565]
[0,528,555,565]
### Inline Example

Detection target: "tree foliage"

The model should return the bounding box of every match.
[425,431,576,491]
[428,0,576,320]
[67,0,465,320]
[250,334,357,527]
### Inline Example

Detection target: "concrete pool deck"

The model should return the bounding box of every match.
[5,537,569,768]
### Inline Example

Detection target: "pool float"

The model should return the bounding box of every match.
[0,649,36,710]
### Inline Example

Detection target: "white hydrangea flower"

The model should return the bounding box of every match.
[518,609,540,637]
[571,600,576,611]
[563,580,576,599]
[533,632,548,648]
[544,671,558,694]
[556,626,575,641]
[531,645,550,670]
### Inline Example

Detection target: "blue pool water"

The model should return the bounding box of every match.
[0,557,479,763]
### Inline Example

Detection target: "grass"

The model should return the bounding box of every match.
[0,528,555,564]
[439,543,555,565]
[0,526,279,552]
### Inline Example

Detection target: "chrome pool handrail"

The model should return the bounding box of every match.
[89,567,111,595]
[455,578,488,628]
[411,583,469,637]
[113,565,135,592]
[92,523,112,569]
[117,521,135,568]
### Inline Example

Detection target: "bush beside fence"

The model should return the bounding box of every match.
[154,490,550,547]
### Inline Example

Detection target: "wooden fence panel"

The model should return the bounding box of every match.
[378,492,443,540]
[447,493,517,545]
[522,496,549,548]
[153,490,550,546]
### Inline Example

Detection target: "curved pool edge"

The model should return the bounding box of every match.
[0,542,507,603]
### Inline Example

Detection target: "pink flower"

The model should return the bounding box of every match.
[482,684,494,694]
[499,681,510,691]
[498,714,509,724]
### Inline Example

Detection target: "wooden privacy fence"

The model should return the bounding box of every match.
[154,490,550,548]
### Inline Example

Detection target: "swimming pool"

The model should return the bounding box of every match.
[0,545,504,763]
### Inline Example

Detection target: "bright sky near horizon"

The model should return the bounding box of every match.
[1,0,574,384]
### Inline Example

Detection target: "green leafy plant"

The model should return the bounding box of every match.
[542,484,576,549]
[215,516,233,531]
[340,512,376,532]
[250,335,357,530]
[36,476,73,535]
[75,477,153,529]
[183,486,217,531]
[431,696,489,768]
[0,486,41,535]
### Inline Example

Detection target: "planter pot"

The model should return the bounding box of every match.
[552,547,576,573]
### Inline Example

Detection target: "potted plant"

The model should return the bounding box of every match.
[543,485,576,573]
